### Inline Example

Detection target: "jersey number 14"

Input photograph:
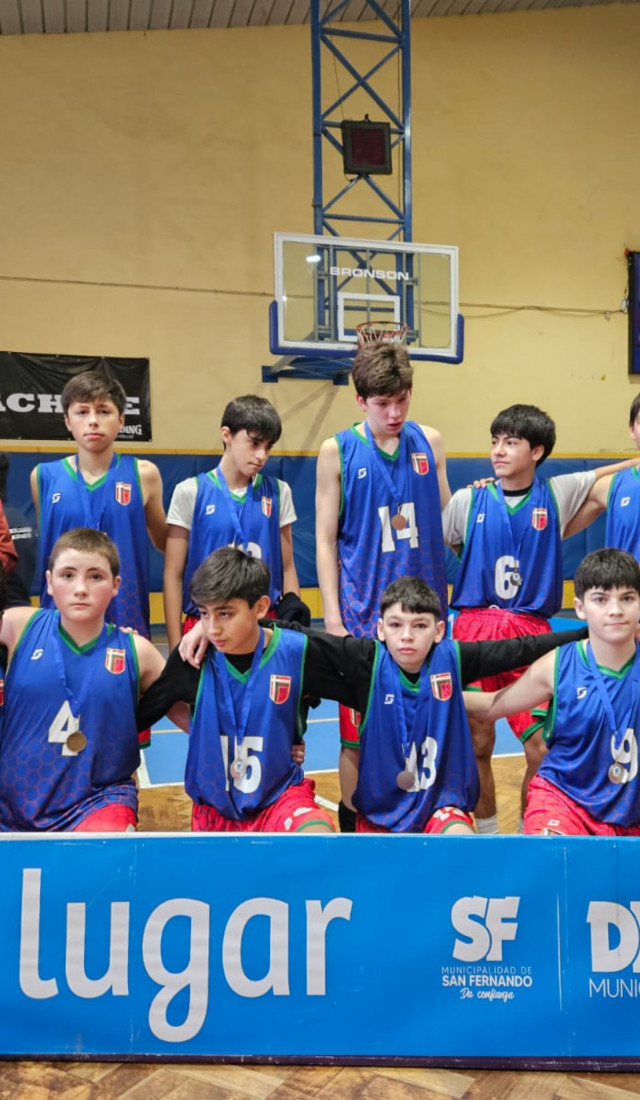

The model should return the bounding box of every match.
[378,503,419,553]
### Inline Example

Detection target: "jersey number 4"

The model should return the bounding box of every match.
[48,701,82,757]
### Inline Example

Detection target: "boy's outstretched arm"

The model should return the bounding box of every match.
[463,649,555,724]
[134,635,190,734]
[458,625,587,684]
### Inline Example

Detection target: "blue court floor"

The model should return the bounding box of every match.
[138,615,579,790]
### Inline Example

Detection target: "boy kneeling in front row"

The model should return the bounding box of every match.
[465,548,640,836]
[0,528,169,832]
[140,547,587,834]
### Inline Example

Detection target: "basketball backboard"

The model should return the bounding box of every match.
[270,233,463,364]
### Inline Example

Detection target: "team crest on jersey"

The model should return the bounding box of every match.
[115,482,132,506]
[51,492,61,504]
[269,675,291,704]
[105,648,126,674]
[31,649,44,661]
[476,513,485,523]
[431,672,453,701]
[531,507,548,531]
[621,496,631,508]
[206,504,216,515]
[411,452,429,476]
[262,497,273,519]
[576,686,587,700]
[384,693,395,704]
[358,468,367,479]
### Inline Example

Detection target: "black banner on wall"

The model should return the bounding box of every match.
[0,354,151,441]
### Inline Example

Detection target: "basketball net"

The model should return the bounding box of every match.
[355,321,409,347]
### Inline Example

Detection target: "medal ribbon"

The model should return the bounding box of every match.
[216,628,265,754]
[214,466,255,550]
[393,660,432,767]
[50,612,108,726]
[492,481,535,572]
[586,641,640,741]
[76,452,119,531]
[363,421,410,518]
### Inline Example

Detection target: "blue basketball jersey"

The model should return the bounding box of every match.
[540,640,640,825]
[336,422,447,636]
[0,610,140,831]
[451,479,563,618]
[182,470,284,615]
[187,626,307,819]
[606,468,640,559]
[36,454,150,636]
[353,638,479,831]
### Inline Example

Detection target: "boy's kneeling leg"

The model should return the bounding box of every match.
[260,778,336,833]
[425,807,475,835]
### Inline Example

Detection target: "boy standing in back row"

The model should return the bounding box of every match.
[316,343,450,830]
[31,371,166,638]
[443,403,640,832]
[163,395,301,652]
[563,393,640,554]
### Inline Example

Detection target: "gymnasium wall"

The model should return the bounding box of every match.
[0,5,639,457]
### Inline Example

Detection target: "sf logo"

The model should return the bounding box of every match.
[451,896,520,962]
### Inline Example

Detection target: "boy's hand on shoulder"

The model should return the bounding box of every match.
[467,477,495,489]
[179,620,208,667]
[323,617,349,637]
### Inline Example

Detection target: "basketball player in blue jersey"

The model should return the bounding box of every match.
[172,564,589,833]
[31,371,166,638]
[142,547,334,833]
[464,549,640,836]
[443,403,640,834]
[0,528,171,832]
[163,395,302,652]
[316,343,450,831]
[564,394,640,555]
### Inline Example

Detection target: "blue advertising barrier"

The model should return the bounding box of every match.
[3,833,640,1067]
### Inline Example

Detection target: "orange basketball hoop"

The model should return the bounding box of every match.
[355,321,409,347]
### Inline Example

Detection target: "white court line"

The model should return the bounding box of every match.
[315,795,339,812]
[137,751,151,790]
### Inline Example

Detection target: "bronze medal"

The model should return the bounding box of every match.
[391,513,407,531]
[66,730,87,754]
[396,768,415,791]
[609,763,624,785]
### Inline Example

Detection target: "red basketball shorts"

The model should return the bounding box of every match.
[356,806,474,834]
[453,607,550,742]
[191,778,336,833]
[524,775,640,836]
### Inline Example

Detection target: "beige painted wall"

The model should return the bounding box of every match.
[0,6,638,456]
